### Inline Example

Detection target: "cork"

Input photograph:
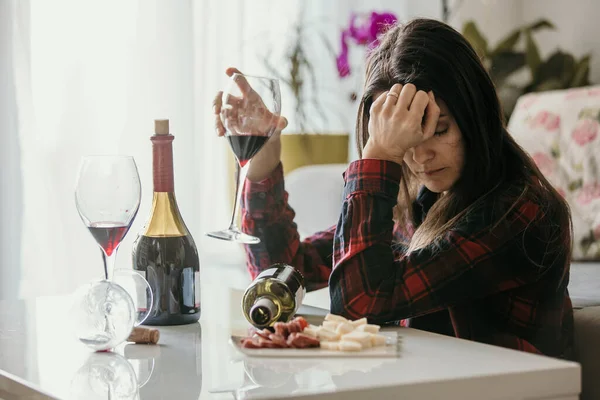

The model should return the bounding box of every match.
[127,326,160,344]
[154,119,170,135]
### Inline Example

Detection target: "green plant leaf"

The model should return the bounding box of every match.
[491,30,521,56]
[462,21,488,59]
[570,54,591,87]
[527,19,556,31]
[534,51,576,88]
[489,51,526,85]
[525,30,542,76]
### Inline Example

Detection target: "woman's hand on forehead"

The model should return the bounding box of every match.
[363,83,440,164]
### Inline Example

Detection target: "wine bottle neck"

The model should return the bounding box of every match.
[151,134,175,192]
[143,192,188,237]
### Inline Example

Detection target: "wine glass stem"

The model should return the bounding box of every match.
[101,249,118,281]
[228,162,250,231]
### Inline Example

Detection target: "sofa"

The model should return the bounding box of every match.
[508,86,600,400]
[285,85,600,400]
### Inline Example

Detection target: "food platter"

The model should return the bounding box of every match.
[230,330,402,358]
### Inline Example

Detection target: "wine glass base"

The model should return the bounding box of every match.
[206,229,261,244]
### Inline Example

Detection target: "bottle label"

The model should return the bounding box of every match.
[194,271,201,308]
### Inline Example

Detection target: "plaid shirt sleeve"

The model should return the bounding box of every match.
[330,159,552,324]
[241,163,334,291]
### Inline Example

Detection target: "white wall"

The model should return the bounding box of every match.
[404,0,599,86]
[523,0,600,84]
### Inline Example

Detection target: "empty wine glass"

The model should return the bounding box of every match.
[70,280,136,351]
[74,155,153,350]
[206,73,281,244]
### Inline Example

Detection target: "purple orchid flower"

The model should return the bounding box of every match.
[348,14,371,45]
[336,30,351,78]
[336,11,398,78]
[367,12,397,42]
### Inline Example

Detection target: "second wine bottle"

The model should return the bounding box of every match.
[132,119,200,325]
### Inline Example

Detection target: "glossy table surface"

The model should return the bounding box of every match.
[0,264,581,400]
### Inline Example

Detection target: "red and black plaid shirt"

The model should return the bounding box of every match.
[241,159,574,359]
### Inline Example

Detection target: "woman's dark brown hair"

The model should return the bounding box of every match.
[356,18,572,264]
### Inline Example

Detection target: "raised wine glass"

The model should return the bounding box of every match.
[206,73,281,244]
[74,155,153,350]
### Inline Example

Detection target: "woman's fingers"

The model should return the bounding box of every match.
[421,91,441,138]
[398,83,417,110]
[409,90,429,115]
[225,67,241,76]
[370,90,388,115]
[226,67,254,96]
[409,90,431,136]
[262,116,288,138]
[384,84,402,107]
[276,116,288,131]
[224,94,242,106]
[218,67,285,137]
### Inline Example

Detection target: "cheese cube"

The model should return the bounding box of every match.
[341,331,372,347]
[351,317,368,326]
[317,327,340,341]
[335,322,355,335]
[356,324,380,334]
[371,334,387,347]
[303,327,317,337]
[320,341,340,351]
[339,340,362,352]
[324,313,348,323]
[322,321,340,331]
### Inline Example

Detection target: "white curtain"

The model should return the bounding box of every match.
[3,0,266,300]
[3,0,441,300]
[0,0,24,300]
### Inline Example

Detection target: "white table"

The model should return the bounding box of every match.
[0,264,581,400]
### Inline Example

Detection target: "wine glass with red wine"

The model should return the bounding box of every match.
[74,155,153,350]
[76,155,141,280]
[207,73,281,244]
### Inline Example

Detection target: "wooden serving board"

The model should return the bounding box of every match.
[229,330,402,358]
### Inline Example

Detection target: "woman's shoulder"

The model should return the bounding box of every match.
[496,177,567,218]
[460,178,558,235]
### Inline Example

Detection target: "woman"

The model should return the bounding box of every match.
[214,18,574,359]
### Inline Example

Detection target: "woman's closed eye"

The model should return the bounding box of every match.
[434,128,448,136]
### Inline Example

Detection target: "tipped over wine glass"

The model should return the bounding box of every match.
[206,72,282,244]
[73,155,153,351]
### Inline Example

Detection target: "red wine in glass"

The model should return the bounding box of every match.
[87,222,131,257]
[206,72,281,244]
[227,135,269,167]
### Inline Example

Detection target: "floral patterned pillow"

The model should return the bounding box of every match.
[508,86,600,260]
